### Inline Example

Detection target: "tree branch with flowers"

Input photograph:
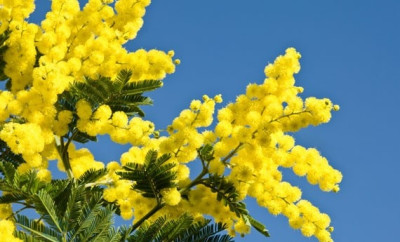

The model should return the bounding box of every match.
[0,0,341,241]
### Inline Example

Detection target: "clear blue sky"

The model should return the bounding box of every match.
[32,0,400,241]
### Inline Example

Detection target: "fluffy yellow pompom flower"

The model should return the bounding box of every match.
[168,50,175,57]
[112,111,128,128]
[234,219,251,235]
[161,187,181,206]
[93,105,112,121]
[190,100,201,111]
[76,99,92,120]
[215,120,232,138]
[0,204,12,219]
[333,104,340,111]
[301,222,316,237]
[37,169,52,183]
[214,94,223,103]
[0,219,22,242]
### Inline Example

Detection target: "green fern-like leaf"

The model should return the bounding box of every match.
[128,216,167,242]
[60,183,85,232]
[0,166,46,203]
[0,140,25,166]
[0,30,10,82]
[156,213,194,241]
[45,179,71,202]
[0,161,16,182]
[34,190,63,233]
[0,163,46,204]
[78,204,115,241]
[121,79,163,95]
[117,225,134,242]
[175,220,233,242]
[200,175,270,238]
[201,175,248,218]
[117,150,176,199]
[55,69,162,144]
[3,172,119,242]
[0,192,27,204]
[105,227,123,242]
[198,144,215,162]
[57,69,162,119]
[68,191,114,241]
[77,168,108,185]
[129,214,233,242]
[71,130,97,144]
[15,214,61,242]
[14,230,48,242]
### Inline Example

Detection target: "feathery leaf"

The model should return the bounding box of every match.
[117,150,176,199]
[15,214,61,242]
[34,190,63,233]
[77,168,108,185]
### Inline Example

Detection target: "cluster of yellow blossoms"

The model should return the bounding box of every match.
[0,203,20,241]
[0,0,341,241]
[101,48,341,241]
[75,100,154,145]
[0,0,176,239]
[0,0,176,170]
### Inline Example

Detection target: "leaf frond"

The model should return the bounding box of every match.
[57,69,162,126]
[175,220,233,242]
[117,150,176,199]
[15,214,61,242]
[34,190,63,233]
[77,168,108,185]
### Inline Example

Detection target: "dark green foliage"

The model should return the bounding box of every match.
[55,69,162,144]
[34,190,63,233]
[0,163,119,241]
[16,214,61,242]
[68,193,115,241]
[175,220,233,242]
[70,130,98,144]
[200,175,270,238]
[201,175,248,218]
[0,30,9,82]
[12,181,118,241]
[0,140,25,167]
[77,168,108,185]
[60,183,86,232]
[198,144,214,163]
[0,163,236,241]
[57,69,162,118]
[128,214,233,242]
[0,163,46,204]
[116,225,135,242]
[0,161,16,182]
[117,150,176,199]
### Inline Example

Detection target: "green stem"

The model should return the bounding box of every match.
[62,129,80,179]
[59,137,73,179]
[270,110,310,123]
[8,206,29,220]
[129,203,165,233]
[179,157,209,195]
[221,143,243,165]
[123,155,211,238]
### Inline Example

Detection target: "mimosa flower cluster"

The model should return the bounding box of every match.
[102,48,341,241]
[0,1,341,241]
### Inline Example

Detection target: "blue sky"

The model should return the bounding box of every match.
[31,0,400,241]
